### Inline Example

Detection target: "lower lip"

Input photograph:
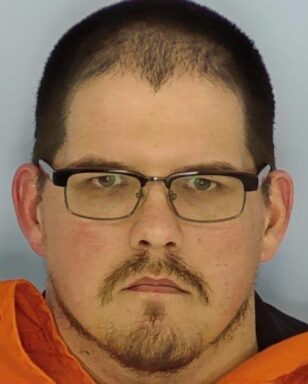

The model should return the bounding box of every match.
[126,284,184,294]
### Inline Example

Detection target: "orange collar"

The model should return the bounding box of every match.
[0,279,96,384]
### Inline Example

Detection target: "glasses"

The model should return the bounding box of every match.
[38,160,271,223]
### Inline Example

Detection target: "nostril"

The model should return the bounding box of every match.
[166,241,176,248]
[139,240,150,247]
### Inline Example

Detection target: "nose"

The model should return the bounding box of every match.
[129,183,184,251]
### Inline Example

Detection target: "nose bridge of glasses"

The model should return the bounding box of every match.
[139,176,174,202]
[136,176,179,221]
[142,176,172,190]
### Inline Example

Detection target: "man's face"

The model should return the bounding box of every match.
[39,72,267,372]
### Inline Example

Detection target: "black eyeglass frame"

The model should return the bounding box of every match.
[38,159,271,223]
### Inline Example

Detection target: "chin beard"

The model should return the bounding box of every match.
[95,295,250,374]
[102,301,205,373]
[51,290,251,375]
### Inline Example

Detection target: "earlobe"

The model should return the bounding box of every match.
[12,163,45,256]
[260,170,294,262]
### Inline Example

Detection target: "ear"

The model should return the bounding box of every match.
[12,163,45,256]
[261,170,294,262]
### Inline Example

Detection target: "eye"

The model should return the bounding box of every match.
[92,174,122,188]
[188,176,217,191]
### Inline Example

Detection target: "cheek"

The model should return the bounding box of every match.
[189,216,263,311]
[41,193,128,296]
[47,223,109,293]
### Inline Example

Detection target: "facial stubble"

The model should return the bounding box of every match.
[46,252,254,374]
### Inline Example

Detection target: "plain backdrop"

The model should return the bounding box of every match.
[1,0,308,321]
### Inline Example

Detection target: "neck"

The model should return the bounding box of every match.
[46,290,258,384]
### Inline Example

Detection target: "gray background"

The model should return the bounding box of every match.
[1,1,307,321]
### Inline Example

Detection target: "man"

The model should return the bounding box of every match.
[1,0,307,383]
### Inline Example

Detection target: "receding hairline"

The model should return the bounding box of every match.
[72,21,240,93]
[57,21,247,157]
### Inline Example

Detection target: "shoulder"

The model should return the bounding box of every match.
[255,292,308,351]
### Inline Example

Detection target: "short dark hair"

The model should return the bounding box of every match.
[33,0,276,173]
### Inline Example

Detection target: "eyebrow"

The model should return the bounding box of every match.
[63,155,240,174]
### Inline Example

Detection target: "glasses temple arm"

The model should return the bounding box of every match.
[38,159,55,182]
[258,165,271,188]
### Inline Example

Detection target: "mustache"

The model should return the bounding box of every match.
[96,251,211,305]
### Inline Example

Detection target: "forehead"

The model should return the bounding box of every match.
[60,72,253,173]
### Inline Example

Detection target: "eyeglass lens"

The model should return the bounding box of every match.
[64,172,245,222]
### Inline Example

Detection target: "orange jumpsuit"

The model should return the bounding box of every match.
[0,279,307,384]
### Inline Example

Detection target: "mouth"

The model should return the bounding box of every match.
[124,277,190,295]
